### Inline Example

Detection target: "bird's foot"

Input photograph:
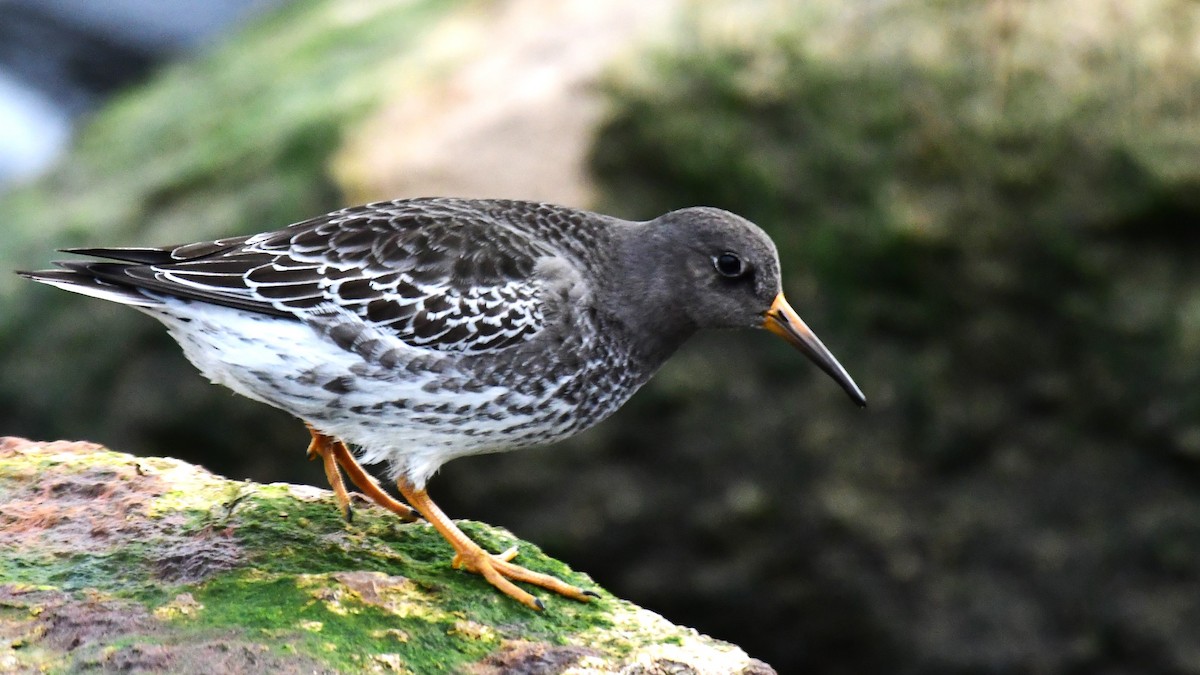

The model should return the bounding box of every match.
[449,541,594,610]
[452,545,519,568]
[396,478,597,610]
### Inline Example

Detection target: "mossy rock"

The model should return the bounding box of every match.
[0,437,773,674]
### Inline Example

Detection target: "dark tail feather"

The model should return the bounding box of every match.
[16,268,162,308]
[59,246,176,265]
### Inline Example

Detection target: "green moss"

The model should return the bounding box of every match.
[227,491,611,624]
[5,468,604,669]
[0,553,63,589]
[167,498,611,671]
[183,572,478,670]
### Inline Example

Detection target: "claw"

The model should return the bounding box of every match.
[397,479,593,609]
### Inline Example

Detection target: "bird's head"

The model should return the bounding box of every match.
[631,207,866,406]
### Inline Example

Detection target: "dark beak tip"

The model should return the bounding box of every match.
[764,296,866,409]
[843,382,867,408]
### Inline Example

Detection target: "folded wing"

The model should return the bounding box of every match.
[42,200,554,354]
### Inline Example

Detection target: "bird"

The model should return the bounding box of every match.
[19,197,865,610]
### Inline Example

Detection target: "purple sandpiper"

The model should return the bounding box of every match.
[20,197,865,609]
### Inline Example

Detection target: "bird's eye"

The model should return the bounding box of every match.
[713,252,745,278]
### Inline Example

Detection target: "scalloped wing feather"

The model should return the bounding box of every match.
[118,201,555,353]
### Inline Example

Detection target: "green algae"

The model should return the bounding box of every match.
[148,489,614,671]
[226,490,612,624]
[185,488,615,670]
[183,571,497,672]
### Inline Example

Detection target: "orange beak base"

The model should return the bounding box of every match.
[763,293,866,407]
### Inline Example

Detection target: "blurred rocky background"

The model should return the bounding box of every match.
[3,0,1200,672]
[0,0,288,190]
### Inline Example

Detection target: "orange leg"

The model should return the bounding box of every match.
[396,477,598,610]
[325,436,420,522]
[305,425,420,522]
[306,425,354,522]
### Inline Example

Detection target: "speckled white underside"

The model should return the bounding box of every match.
[145,298,577,487]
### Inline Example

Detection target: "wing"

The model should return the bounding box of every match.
[73,199,558,353]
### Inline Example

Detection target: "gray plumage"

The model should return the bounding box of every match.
[20,197,853,487]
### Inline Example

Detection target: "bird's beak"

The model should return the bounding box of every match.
[763,293,866,407]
